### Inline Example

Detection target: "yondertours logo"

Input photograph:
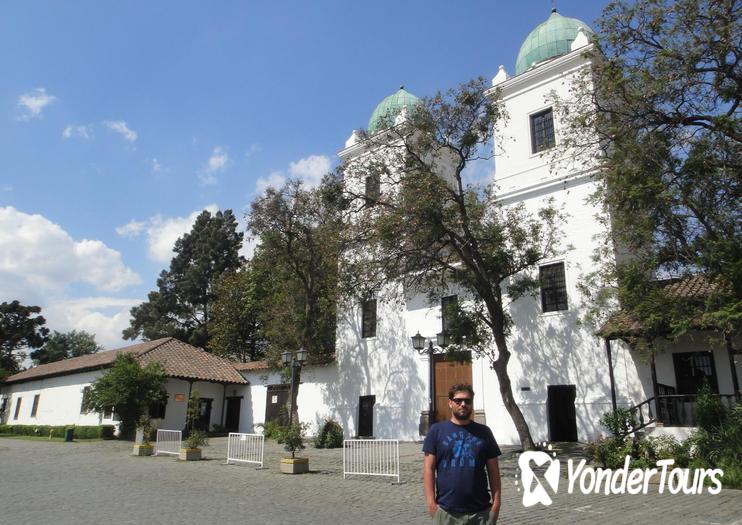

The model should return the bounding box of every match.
[516,443,724,507]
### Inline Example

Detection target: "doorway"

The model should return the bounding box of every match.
[547,385,577,442]
[196,398,213,432]
[434,353,472,422]
[357,395,375,437]
[225,397,241,433]
[265,384,290,424]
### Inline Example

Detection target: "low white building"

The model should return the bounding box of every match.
[0,338,248,434]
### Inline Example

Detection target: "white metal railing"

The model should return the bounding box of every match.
[154,429,181,456]
[226,432,264,468]
[343,439,400,483]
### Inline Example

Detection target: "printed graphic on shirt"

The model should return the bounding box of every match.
[439,430,484,469]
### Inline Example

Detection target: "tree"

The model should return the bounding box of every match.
[247,180,341,423]
[82,353,167,439]
[339,78,565,450]
[123,209,244,350]
[0,301,49,378]
[30,330,102,365]
[557,0,741,338]
[208,266,267,363]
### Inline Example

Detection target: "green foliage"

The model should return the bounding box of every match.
[248,180,340,367]
[560,0,741,338]
[688,388,742,488]
[136,415,154,444]
[208,266,267,363]
[0,300,49,377]
[276,422,308,458]
[30,330,102,365]
[184,428,208,449]
[123,209,244,350]
[313,418,344,449]
[599,408,639,438]
[82,354,167,439]
[585,437,634,469]
[186,390,201,430]
[0,424,114,439]
[262,420,284,440]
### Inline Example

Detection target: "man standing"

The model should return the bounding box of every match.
[423,383,502,524]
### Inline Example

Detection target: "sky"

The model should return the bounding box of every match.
[0,1,604,350]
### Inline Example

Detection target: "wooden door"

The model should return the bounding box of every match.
[225,397,241,433]
[357,395,375,437]
[547,385,578,442]
[434,353,472,422]
[265,385,290,424]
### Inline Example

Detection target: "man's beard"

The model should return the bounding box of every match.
[452,408,471,421]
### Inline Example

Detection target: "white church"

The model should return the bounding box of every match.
[2,9,739,446]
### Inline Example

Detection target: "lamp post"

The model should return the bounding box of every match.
[281,347,308,427]
[411,331,449,433]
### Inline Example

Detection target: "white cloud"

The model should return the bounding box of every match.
[42,297,141,350]
[0,207,141,296]
[115,219,146,238]
[198,146,229,185]
[150,158,162,173]
[17,88,56,120]
[255,171,287,194]
[116,205,219,262]
[288,154,331,187]
[104,120,138,142]
[256,154,332,194]
[62,124,93,140]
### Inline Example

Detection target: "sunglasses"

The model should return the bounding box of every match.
[451,397,473,406]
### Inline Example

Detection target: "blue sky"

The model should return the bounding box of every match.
[0,1,604,349]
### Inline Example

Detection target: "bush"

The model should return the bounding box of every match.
[688,388,741,489]
[262,420,284,440]
[276,422,307,458]
[585,436,633,469]
[184,429,208,449]
[636,434,690,468]
[0,424,114,439]
[313,419,343,449]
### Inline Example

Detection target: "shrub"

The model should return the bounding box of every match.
[585,436,633,469]
[184,429,208,449]
[0,424,114,439]
[276,422,307,458]
[313,419,343,449]
[599,407,639,437]
[262,420,284,440]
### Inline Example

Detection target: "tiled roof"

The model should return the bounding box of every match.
[233,360,270,371]
[138,339,246,384]
[598,275,721,339]
[3,338,246,385]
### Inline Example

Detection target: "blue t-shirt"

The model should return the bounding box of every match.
[422,420,501,514]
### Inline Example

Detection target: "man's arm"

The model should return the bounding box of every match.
[423,452,438,517]
[486,457,502,522]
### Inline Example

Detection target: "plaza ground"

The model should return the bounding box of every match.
[0,437,740,525]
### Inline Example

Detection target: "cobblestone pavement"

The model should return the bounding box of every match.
[0,437,740,525]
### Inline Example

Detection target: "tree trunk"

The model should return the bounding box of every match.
[484,294,536,451]
[491,340,535,450]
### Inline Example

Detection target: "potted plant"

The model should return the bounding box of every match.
[132,415,154,456]
[278,422,309,474]
[180,428,208,460]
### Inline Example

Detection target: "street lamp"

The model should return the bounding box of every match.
[281,348,308,427]
[412,331,450,433]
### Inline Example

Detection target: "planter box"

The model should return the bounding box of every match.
[280,457,309,474]
[132,444,153,456]
[179,447,202,461]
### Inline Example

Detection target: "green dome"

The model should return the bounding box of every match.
[515,9,594,75]
[367,86,420,134]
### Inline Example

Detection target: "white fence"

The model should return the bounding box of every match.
[343,439,400,483]
[154,429,181,456]
[226,432,265,468]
